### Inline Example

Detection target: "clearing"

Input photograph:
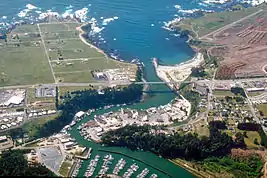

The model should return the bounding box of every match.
[173,5,260,37]
[257,104,267,117]
[0,21,136,87]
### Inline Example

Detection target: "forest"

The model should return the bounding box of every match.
[201,154,263,178]
[0,150,55,176]
[101,123,245,160]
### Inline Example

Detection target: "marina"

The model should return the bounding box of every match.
[68,106,195,178]
[80,152,159,178]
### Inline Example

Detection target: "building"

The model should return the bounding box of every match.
[246,88,265,92]
[64,142,74,150]
[0,136,8,143]
[36,87,56,97]
[0,136,13,151]
[75,111,85,118]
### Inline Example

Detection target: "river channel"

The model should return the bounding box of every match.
[69,99,195,178]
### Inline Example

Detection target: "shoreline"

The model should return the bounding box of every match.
[76,23,140,69]
[152,52,203,88]
[152,53,204,117]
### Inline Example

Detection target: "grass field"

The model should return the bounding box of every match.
[0,21,136,87]
[46,39,104,60]
[39,23,79,32]
[55,71,96,83]
[52,58,125,73]
[193,119,209,137]
[176,5,260,37]
[27,87,56,105]
[213,90,234,96]
[247,91,264,97]
[257,104,267,117]
[244,131,261,148]
[59,86,95,96]
[22,114,58,138]
[59,160,72,177]
[0,45,53,87]
[235,129,261,149]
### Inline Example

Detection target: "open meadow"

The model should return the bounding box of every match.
[0,21,136,87]
[176,5,261,37]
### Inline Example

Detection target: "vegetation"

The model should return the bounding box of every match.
[200,155,263,178]
[213,90,234,96]
[0,22,136,86]
[27,87,56,105]
[238,123,267,147]
[231,87,246,98]
[209,121,227,130]
[102,124,245,160]
[30,69,143,138]
[179,83,201,115]
[257,104,267,117]
[59,161,72,177]
[172,6,260,37]
[0,150,55,176]
[22,114,59,138]
[190,67,208,78]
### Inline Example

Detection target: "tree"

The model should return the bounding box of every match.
[243,131,248,138]
[209,121,227,130]
[55,86,59,109]
[102,124,235,160]
[0,150,54,176]
[254,138,259,145]
[234,132,246,148]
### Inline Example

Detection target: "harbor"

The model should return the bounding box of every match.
[81,153,159,178]
[68,106,195,178]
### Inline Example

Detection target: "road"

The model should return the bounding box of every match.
[1,76,267,90]
[200,9,263,40]
[239,82,261,124]
[37,23,56,83]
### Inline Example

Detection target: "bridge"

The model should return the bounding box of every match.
[0,77,265,90]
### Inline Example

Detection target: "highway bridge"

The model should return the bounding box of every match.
[0,77,266,90]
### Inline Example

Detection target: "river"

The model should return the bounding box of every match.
[69,106,195,178]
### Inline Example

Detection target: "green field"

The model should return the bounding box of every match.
[59,160,72,177]
[27,87,56,105]
[257,104,267,117]
[22,114,58,138]
[12,24,39,33]
[244,131,261,148]
[0,45,53,87]
[55,71,96,83]
[247,91,264,97]
[39,23,79,32]
[59,86,95,96]
[52,58,126,73]
[46,39,104,60]
[0,21,136,87]
[213,90,234,96]
[235,129,261,149]
[175,5,261,37]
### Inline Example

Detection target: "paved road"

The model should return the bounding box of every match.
[240,82,261,124]
[1,76,267,90]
